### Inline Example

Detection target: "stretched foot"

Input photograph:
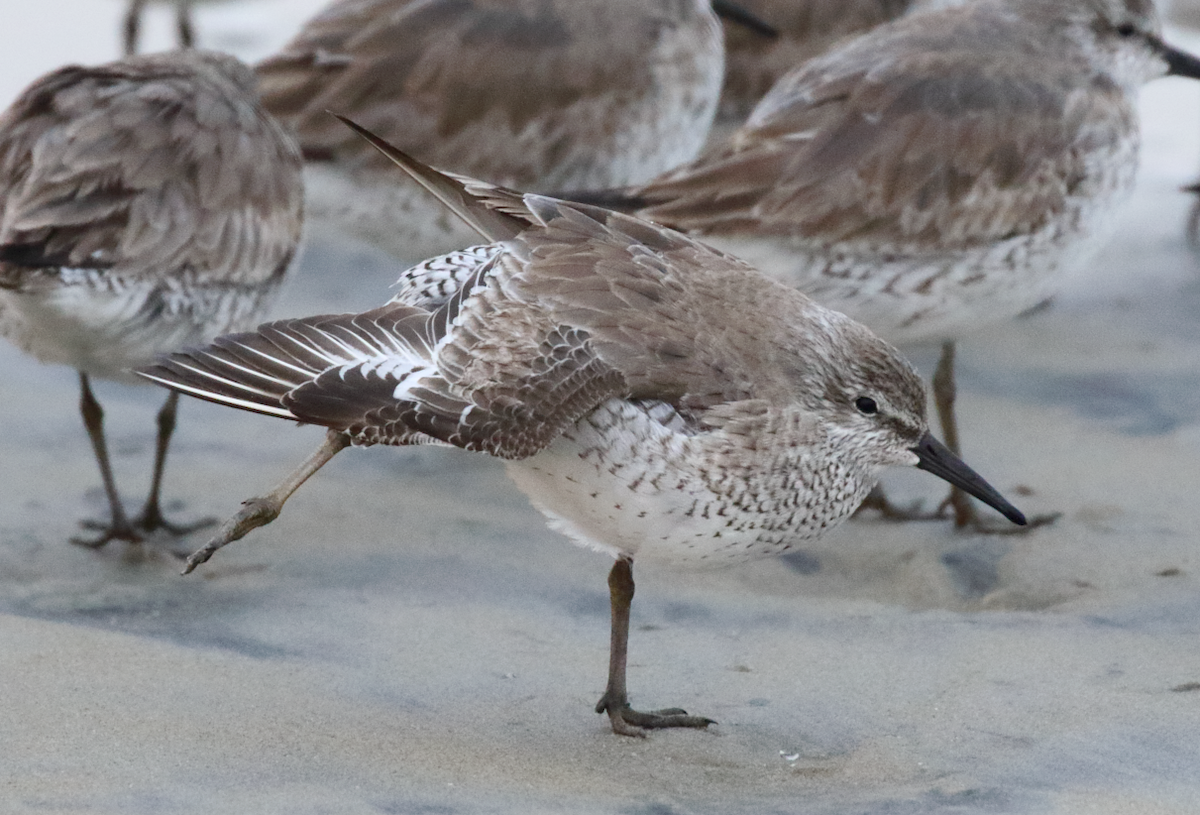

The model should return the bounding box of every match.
[595,693,714,737]
[182,495,283,574]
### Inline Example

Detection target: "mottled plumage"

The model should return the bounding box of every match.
[255,0,729,262]
[0,50,304,545]
[141,121,1023,735]
[718,0,917,125]
[617,0,1200,527]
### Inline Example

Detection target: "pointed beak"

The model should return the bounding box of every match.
[910,433,1026,526]
[1158,38,1200,79]
[711,0,779,39]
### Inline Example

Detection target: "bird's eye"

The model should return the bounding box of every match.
[1116,23,1137,37]
[855,396,878,415]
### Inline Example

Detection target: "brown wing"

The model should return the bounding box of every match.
[434,195,817,423]
[0,51,303,286]
[143,131,829,460]
[275,203,810,458]
[255,0,712,188]
[640,6,1134,253]
[720,0,915,120]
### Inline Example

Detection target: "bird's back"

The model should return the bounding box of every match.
[0,50,304,380]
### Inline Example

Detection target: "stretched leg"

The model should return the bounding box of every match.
[135,390,216,536]
[182,429,350,574]
[175,0,195,48]
[123,0,146,55]
[73,372,139,547]
[594,557,713,737]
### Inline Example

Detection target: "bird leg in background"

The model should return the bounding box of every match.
[1184,180,1200,249]
[932,340,972,526]
[134,390,216,536]
[931,342,1058,533]
[857,343,1057,532]
[175,0,195,49]
[181,429,350,574]
[594,557,714,737]
[72,372,140,547]
[174,0,194,48]
[123,0,146,56]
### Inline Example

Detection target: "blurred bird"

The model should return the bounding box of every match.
[255,0,773,264]
[0,50,304,546]
[719,0,916,126]
[122,0,211,55]
[576,0,1200,530]
[140,119,1025,735]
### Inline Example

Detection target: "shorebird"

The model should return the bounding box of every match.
[582,0,1200,530]
[0,50,304,547]
[254,0,773,264]
[719,0,916,126]
[139,120,1025,736]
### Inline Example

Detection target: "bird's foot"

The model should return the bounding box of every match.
[595,694,714,737]
[858,486,1058,534]
[74,507,215,555]
[855,486,946,523]
[941,491,1059,536]
[70,517,143,549]
[134,505,217,538]
[181,496,283,574]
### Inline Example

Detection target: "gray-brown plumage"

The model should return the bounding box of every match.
[140,120,1024,736]
[254,0,731,263]
[0,49,304,547]
[603,0,1200,529]
[718,0,917,124]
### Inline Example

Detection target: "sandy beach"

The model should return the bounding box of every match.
[3,4,1200,813]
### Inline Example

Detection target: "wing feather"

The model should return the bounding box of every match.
[141,129,840,459]
[637,6,1134,252]
[255,0,714,189]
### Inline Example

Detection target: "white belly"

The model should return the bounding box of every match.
[505,400,871,567]
[0,270,281,383]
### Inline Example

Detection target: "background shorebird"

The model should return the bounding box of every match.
[140,121,1024,736]
[0,50,304,547]
[718,0,916,127]
[582,0,1200,530]
[254,0,773,264]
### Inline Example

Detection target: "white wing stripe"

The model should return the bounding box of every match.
[138,372,297,419]
[167,359,289,402]
[193,349,297,390]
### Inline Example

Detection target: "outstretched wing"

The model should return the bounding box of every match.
[141,123,823,459]
[141,247,630,458]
